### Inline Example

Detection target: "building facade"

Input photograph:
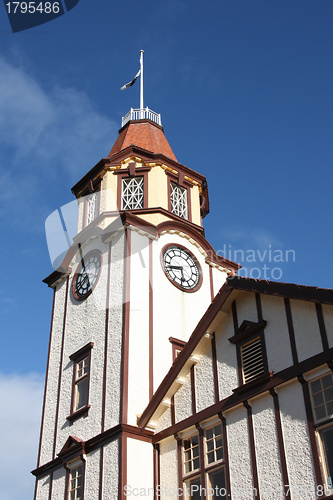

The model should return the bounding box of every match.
[33,110,333,500]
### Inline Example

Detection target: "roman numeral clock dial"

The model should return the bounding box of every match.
[162,245,202,292]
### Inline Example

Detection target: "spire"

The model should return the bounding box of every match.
[108,120,177,162]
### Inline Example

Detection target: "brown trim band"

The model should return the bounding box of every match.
[211,334,220,404]
[244,401,260,499]
[32,423,154,478]
[285,297,298,365]
[316,302,329,352]
[175,435,184,500]
[99,446,104,500]
[270,389,290,498]
[191,365,196,415]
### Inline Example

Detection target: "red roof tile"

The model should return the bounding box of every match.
[108,120,177,161]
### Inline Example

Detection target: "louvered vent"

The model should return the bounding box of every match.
[241,337,265,383]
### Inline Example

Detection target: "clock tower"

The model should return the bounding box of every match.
[32,107,239,500]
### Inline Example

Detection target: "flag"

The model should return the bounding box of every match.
[120,69,141,90]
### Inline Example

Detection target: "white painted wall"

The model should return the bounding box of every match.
[128,231,150,425]
[277,382,317,499]
[290,299,323,362]
[226,405,254,500]
[159,437,178,500]
[195,345,215,413]
[126,438,154,497]
[103,439,120,499]
[261,294,293,374]
[215,312,239,400]
[174,371,192,424]
[251,394,284,499]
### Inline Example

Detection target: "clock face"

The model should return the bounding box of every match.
[162,245,201,291]
[73,251,102,300]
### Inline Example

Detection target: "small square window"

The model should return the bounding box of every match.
[122,177,144,210]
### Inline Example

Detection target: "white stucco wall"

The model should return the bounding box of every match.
[84,449,101,499]
[251,394,284,499]
[103,233,124,429]
[39,278,67,465]
[103,438,120,499]
[159,437,178,500]
[174,371,192,424]
[35,473,51,500]
[51,467,66,499]
[55,238,109,453]
[261,294,293,374]
[215,312,238,400]
[290,299,322,363]
[155,406,172,434]
[195,345,215,413]
[277,382,316,499]
[226,405,254,500]
[235,291,258,324]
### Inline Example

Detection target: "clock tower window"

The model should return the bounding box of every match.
[121,176,144,210]
[170,181,188,219]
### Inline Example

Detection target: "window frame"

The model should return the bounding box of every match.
[310,372,333,492]
[65,459,86,500]
[182,423,228,500]
[114,163,150,211]
[121,175,145,210]
[81,179,101,229]
[166,171,192,222]
[67,342,94,422]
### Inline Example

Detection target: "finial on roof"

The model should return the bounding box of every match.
[120,50,161,128]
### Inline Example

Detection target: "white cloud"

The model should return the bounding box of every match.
[0,56,118,230]
[0,372,44,500]
[218,224,283,250]
[0,56,118,176]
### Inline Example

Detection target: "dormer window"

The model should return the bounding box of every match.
[121,176,144,210]
[170,181,187,219]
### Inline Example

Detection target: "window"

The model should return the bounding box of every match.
[69,464,84,500]
[74,356,89,411]
[121,176,144,210]
[67,342,93,421]
[182,424,227,500]
[170,182,187,219]
[86,192,98,225]
[310,372,333,490]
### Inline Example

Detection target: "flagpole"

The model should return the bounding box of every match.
[140,50,144,114]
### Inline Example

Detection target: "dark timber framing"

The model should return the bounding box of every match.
[244,400,260,499]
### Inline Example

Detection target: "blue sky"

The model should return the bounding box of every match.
[0,1,333,498]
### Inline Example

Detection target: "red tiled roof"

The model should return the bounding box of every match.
[108,120,177,161]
